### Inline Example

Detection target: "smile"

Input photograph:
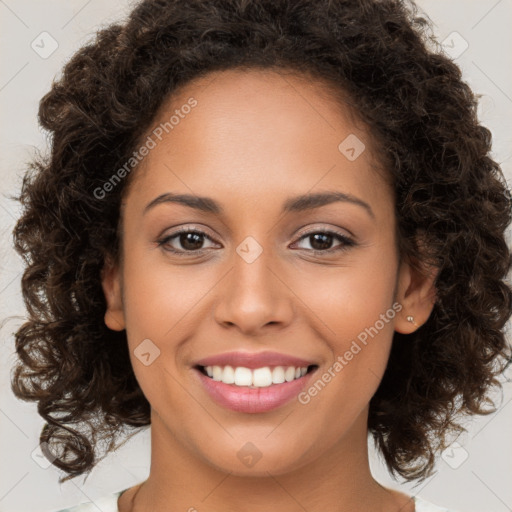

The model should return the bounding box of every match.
[193,364,318,414]
[199,364,314,387]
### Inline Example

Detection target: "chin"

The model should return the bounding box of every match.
[196,438,315,478]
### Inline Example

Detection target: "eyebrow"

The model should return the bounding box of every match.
[143,191,374,219]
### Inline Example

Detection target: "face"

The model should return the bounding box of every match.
[102,68,436,477]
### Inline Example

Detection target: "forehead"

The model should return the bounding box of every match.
[123,68,392,216]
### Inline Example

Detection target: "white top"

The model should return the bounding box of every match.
[56,491,457,511]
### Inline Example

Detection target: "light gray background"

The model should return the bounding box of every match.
[1,1,511,511]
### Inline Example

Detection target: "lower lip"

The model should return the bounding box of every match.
[194,368,316,413]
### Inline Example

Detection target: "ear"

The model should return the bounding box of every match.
[394,251,438,335]
[100,255,126,331]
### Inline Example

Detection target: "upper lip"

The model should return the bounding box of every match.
[194,351,317,369]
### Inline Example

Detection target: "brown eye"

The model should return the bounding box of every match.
[157,229,219,255]
[292,230,355,254]
[178,232,206,251]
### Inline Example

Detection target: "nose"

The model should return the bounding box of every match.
[213,245,295,336]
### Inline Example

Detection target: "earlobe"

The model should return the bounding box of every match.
[394,257,438,335]
[100,256,126,331]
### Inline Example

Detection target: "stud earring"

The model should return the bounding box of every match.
[406,315,418,327]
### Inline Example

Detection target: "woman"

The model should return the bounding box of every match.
[11,0,511,511]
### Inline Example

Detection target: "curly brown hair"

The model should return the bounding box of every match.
[11,0,512,484]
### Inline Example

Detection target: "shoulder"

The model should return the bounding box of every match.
[55,490,124,512]
[56,490,458,512]
[414,495,460,512]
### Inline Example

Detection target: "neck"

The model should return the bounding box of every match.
[121,407,413,512]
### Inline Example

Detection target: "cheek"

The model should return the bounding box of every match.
[292,245,399,410]
[119,249,223,403]
[294,243,398,342]
[121,244,217,341]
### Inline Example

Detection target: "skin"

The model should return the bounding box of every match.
[101,68,437,512]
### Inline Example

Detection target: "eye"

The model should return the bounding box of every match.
[157,228,219,255]
[157,227,356,257]
[291,229,356,254]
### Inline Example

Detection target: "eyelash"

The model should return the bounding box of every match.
[156,227,356,257]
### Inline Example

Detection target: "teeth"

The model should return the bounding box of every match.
[204,365,309,387]
[212,366,223,381]
[234,367,252,386]
[272,366,285,384]
[222,365,235,384]
[284,366,295,382]
[253,367,272,387]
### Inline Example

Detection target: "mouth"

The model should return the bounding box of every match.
[193,363,319,414]
[195,364,319,388]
